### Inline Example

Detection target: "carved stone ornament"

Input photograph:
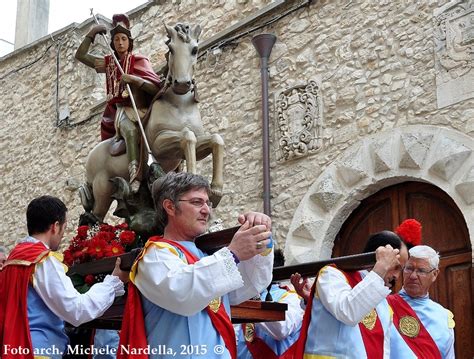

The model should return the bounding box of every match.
[275,80,325,162]
[434,1,474,108]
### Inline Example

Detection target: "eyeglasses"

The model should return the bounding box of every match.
[403,266,436,277]
[178,198,213,209]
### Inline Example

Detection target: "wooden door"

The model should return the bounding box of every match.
[333,181,473,359]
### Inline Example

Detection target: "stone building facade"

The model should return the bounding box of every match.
[0,1,474,259]
[1,0,473,356]
[0,0,472,261]
[0,1,474,253]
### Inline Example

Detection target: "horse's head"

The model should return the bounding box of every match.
[165,23,201,95]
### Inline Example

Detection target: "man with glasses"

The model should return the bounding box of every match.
[118,172,273,359]
[388,245,455,359]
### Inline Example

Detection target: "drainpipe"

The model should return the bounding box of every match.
[252,33,276,217]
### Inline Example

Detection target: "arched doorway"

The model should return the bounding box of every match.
[333,181,472,358]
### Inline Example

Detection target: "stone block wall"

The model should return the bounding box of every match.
[0,0,472,253]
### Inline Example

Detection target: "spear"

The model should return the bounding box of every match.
[89,9,155,161]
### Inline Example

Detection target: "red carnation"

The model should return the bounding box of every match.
[119,230,136,245]
[395,219,422,247]
[63,250,74,266]
[95,231,115,243]
[72,247,88,263]
[77,225,89,239]
[105,243,125,257]
[116,222,129,230]
[87,237,108,259]
[84,274,95,286]
[100,224,114,233]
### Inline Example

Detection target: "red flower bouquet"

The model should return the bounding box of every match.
[65,222,137,293]
[64,222,136,267]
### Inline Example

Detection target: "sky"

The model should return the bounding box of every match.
[0,0,148,56]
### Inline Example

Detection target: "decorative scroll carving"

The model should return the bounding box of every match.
[275,80,327,162]
[434,1,474,108]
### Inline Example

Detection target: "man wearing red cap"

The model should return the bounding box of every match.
[75,14,162,193]
[293,231,408,358]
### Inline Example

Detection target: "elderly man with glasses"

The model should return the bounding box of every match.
[118,172,273,359]
[388,245,455,359]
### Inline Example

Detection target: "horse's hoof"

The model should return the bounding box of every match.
[79,184,94,212]
[209,187,223,208]
[79,212,101,226]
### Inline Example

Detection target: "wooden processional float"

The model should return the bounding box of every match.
[68,22,376,329]
[68,226,375,329]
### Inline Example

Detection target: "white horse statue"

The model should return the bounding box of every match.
[80,23,224,222]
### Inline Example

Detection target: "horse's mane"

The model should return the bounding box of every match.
[166,23,193,44]
[164,23,194,70]
[143,23,198,125]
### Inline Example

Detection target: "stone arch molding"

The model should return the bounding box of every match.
[284,125,474,265]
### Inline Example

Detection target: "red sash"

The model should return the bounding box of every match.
[118,236,237,359]
[0,242,50,359]
[386,294,442,359]
[243,323,278,359]
[344,271,384,359]
[290,268,385,359]
[244,322,302,359]
[243,284,303,359]
[117,280,148,359]
[290,280,317,359]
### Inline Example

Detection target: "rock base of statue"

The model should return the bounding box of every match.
[79,162,166,238]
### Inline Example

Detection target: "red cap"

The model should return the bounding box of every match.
[110,14,132,38]
[395,219,422,246]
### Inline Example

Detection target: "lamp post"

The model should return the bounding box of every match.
[252,33,276,217]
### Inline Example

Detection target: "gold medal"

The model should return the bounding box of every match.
[122,89,129,98]
[399,316,420,338]
[244,323,255,342]
[208,297,221,313]
[361,308,377,330]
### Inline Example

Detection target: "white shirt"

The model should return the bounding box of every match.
[317,267,391,326]
[134,242,273,316]
[257,289,303,340]
[315,267,392,358]
[23,236,124,327]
